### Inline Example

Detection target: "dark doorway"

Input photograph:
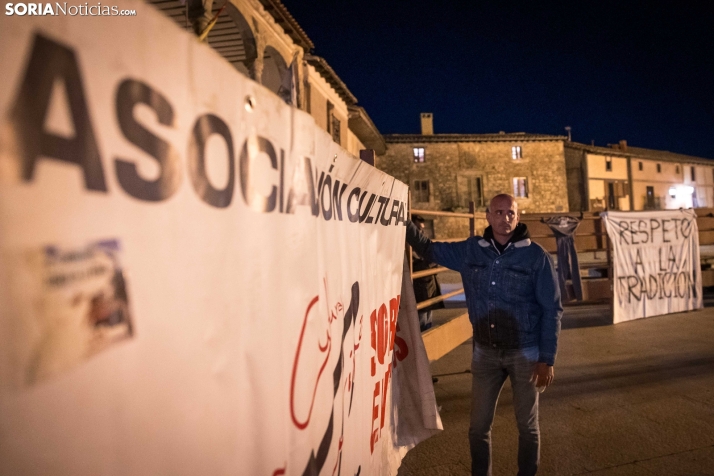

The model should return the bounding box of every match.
[607,182,617,210]
[646,186,655,209]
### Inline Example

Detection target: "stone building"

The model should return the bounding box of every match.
[565,141,714,212]
[376,114,569,238]
[147,0,385,158]
[377,114,714,238]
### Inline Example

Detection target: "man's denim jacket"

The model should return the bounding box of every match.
[407,223,562,365]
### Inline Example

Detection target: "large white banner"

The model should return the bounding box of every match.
[0,2,438,474]
[603,210,703,323]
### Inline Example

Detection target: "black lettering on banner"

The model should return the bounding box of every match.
[646,275,658,299]
[668,246,677,270]
[617,220,630,245]
[671,218,681,240]
[373,196,388,225]
[115,79,181,201]
[359,192,376,223]
[662,219,671,242]
[681,218,693,238]
[279,149,285,213]
[188,114,235,208]
[346,187,361,223]
[321,174,333,221]
[238,136,277,212]
[630,221,639,245]
[285,157,319,216]
[650,219,661,241]
[397,201,407,226]
[663,273,673,298]
[627,276,640,303]
[638,220,649,243]
[633,249,644,274]
[331,180,348,221]
[387,200,400,226]
[379,198,393,226]
[9,34,106,191]
[315,170,326,201]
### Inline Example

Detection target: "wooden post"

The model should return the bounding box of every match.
[408,190,413,278]
[604,215,614,323]
[626,156,634,211]
[469,200,475,237]
[359,149,375,166]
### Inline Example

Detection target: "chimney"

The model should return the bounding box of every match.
[619,140,627,151]
[420,113,433,135]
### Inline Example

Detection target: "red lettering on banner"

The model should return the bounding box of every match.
[388,296,399,355]
[380,365,391,430]
[392,322,409,367]
[371,380,380,452]
[377,303,387,364]
[370,309,377,377]
[368,293,401,453]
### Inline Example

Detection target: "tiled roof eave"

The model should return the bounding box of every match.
[384,134,567,143]
[565,142,714,165]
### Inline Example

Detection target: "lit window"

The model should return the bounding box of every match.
[638,162,643,171]
[413,180,430,202]
[656,163,661,173]
[605,157,612,172]
[511,146,522,159]
[413,147,425,163]
[513,177,528,198]
[692,166,696,181]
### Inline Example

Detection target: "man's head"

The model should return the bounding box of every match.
[486,194,519,243]
[412,214,425,231]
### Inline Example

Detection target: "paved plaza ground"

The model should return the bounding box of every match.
[397,305,714,476]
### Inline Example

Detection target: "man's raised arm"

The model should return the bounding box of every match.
[405,221,469,272]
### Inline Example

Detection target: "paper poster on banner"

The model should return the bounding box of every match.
[602,210,703,323]
[12,240,133,386]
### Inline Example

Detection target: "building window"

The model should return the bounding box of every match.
[512,177,528,198]
[326,101,340,145]
[511,146,522,159]
[413,147,425,163]
[458,176,484,208]
[657,163,661,173]
[605,157,612,171]
[607,181,627,210]
[638,161,643,171]
[330,116,341,144]
[691,166,696,181]
[413,180,430,202]
[676,165,680,174]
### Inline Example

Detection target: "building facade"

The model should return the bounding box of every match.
[378,115,714,237]
[148,0,384,158]
[565,141,714,212]
[376,115,569,237]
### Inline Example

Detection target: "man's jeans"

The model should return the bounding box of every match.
[469,345,540,476]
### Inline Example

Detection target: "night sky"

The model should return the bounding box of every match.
[281,0,714,159]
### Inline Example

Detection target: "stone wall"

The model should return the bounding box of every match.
[376,137,570,238]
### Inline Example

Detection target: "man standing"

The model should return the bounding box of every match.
[406,194,562,476]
